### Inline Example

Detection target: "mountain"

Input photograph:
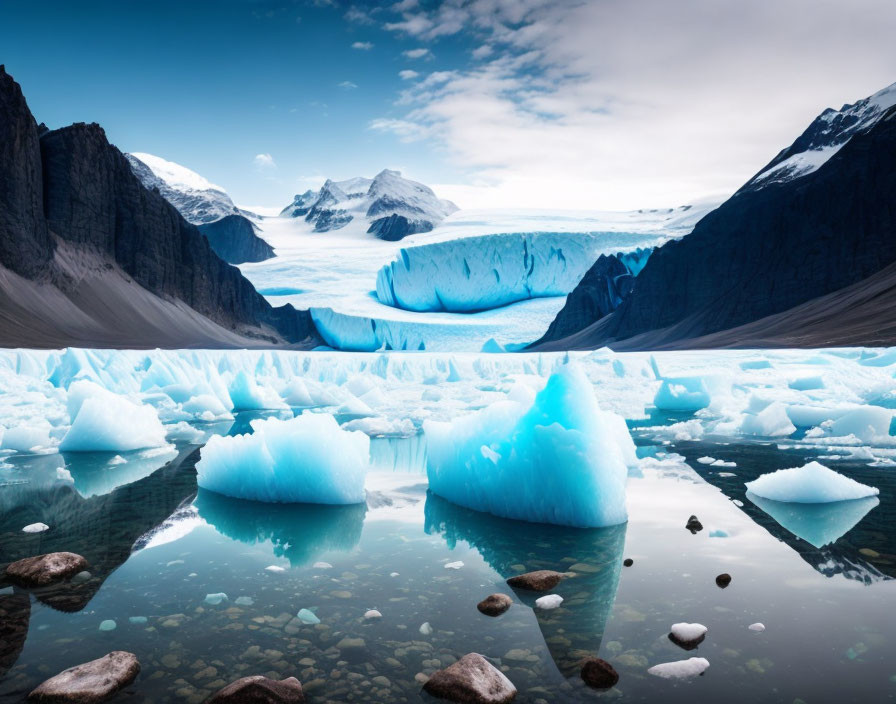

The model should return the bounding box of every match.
[280,169,458,240]
[0,66,318,349]
[534,82,896,351]
[126,152,274,265]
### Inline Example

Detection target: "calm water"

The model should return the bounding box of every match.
[2,412,895,703]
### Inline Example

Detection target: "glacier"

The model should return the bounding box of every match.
[424,365,635,528]
[375,234,654,312]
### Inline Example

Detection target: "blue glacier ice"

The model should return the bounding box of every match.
[748,493,879,548]
[196,413,369,504]
[376,233,654,312]
[653,377,711,412]
[745,462,879,503]
[424,365,634,527]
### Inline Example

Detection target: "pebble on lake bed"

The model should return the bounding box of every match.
[423,653,516,704]
[5,551,89,587]
[477,593,512,616]
[581,657,619,689]
[715,573,732,588]
[535,594,563,610]
[506,569,565,591]
[207,675,305,703]
[29,651,140,702]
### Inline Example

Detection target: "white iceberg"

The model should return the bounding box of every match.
[196,413,369,504]
[648,657,710,679]
[745,461,878,503]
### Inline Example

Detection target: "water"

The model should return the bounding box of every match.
[2,414,896,702]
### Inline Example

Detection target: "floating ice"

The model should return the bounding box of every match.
[204,593,228,605]
[419,622,433,635]
[745,462,879,503]
[535,594,564,610]
[670,623,707,643]
[740,402,796,437]
[22,522,49,533]
[830,406,894,442]
[654,377,711,412]
[235,597,254,606]
[296,608,320,625]
[60,381,168,452]
[229,371,287,411]
[128,616,147,625]
[747,493,879,548]
[265,565,286,573]
[425,365,632,528]
[313,561,333,569]
[444,561,464,570]
[98,620,117,632]
[364,609,383,620]
[647,657,710,679]
[749,623,766,632]
[1,421,54,452]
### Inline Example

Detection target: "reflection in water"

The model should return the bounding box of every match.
[423,492,626,678]
[194,489,367,566]
[0,592,30,680]
[748,492,880,549]
[63,447,178,498]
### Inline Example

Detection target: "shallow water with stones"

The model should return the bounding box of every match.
[2,412,896,703]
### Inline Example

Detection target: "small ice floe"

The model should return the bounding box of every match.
[265,565,286,573]
[108,455,126,465]
[648,657,710,679]
[697,456,716,465]
[166,560,184,567]
[235,596,254,606]
[128,616,147,625]
[313,561,333,569]
[22,522,49,533]
[669,623,707,649]
[364,609,383,620]
[419,622,433,635]
[709,529,729,538]
[732,499,744,507]
[535,594,564,610]
[717,472,737,478]
[98,619,117,632]
[296,608,320,625]
[749,622,766,632]
[745,461,878,503]
[712,460,736,468]
[204,593,228,605]
[390,572,400,577]
[444,561,464,570]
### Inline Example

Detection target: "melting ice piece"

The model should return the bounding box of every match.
[424,365,633,528]
[648,657,710,679]
[60,380,168,452]
[265,565,286,573]
[830,406,894,442]
[22,523,49,533]
[653,377,711,412]
[196,413,369,504]
[749,623,765,632]
[204,593,228,605]
[747,493,879,548]
[670,622,707,645]
[740,402,796,437]
[296,608,320,625]
[444,561,464,570]
[419,621,433,635]
[745,462,879,503]
[535,594,564,610]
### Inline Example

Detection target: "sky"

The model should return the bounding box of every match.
[3,0,896,211]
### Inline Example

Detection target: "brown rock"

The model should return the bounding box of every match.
[685,515,703,534]
[423,653,516,703]
[207,675,305,703]
[506,570,564,591]
[580,657,619,689]
[28,651,139,703]
[477,594,512,617]
[6,552,89,588]
[715,573,732,588]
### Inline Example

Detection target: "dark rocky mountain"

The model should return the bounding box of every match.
[534,89,896,351]
[197,214,275,264]
[0,66,318,349]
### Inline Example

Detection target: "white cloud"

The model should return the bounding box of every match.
[351,41,373,50]
[376,0,896,210]
[338,80,359,90]
[253,153,277,171]
[402,47,432,60]
[398,69,419,80]
[344,6,373,24]
[471,45,492,60]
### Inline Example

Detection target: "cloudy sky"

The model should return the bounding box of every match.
[4,0,896,210]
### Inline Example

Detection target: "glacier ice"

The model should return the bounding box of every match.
[653,377,711,412]
[745,461,879,503]
[376,233,654,312]
[739,402,796,437]
[830,406,893,442]
[424,365,634,528]
[196,413,369,504]
[60,380,168,452]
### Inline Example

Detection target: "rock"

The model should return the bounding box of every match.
[6,552,89,587]
[715,573,732,588]
[477,594,512,617]
[506,570,565,591]
[580,657,619,689]
[197,214,274,265]
[685,515,703,534]
[207,675,305,703]
[28,651,139,703]
[423,653,516,704]
[623,558,633,567]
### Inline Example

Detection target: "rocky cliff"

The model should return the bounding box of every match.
[198,214,275,264]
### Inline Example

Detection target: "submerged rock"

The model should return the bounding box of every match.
[685,515,703,534]
[580,657,619,689]
[506,570,565,592]
[6,552,89,587]
[423,652,517,703]
[28,651,139,702]
[207,675,305,703]
[715,573,732,588]
[623,558,634,567]
[477,594,512,617]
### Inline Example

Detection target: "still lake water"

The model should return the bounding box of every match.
[2,411,895,703]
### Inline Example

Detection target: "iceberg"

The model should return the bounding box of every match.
[196,413,369,504]
[653,376,711,412]
[745,461,879,503]
[60,380,168,452]
[424,365,633,528]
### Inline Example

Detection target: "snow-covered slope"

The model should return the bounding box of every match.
[280,169,458,240]
[744,82,896,191]
[126,152,240,225]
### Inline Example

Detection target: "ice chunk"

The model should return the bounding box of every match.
[204,592,228,605]
[280,378,314,406]
[60,381,168,452]
[653,377,711,412]
[22,522,49,533]
[229,371,287,410]
[296,608,320,624]
[197,413,369,504]
[747,493,878,548]
[535,594,563,610]
[696,456,716,465]
[1,420,54,452]
[444,561,464,570]
[336,397,375,417]
[647,657,709,679]
[788,375,825,391]
[425,365,631,528]
[99,619,117,631]
[749,623,765,632]
[265,565,286,573]
[670,622,707,643]
[182,394,232,420]
[364,609,382,620]
[830,406,893,442]
[745,461,879,503]
[419,622,433,635]
[740,402,796,437]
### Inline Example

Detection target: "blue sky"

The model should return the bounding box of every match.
[3,0,896,211]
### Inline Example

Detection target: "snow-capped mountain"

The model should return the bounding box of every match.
[744,81,896,191]
[126,152,240,225]
[280,169,458,240]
